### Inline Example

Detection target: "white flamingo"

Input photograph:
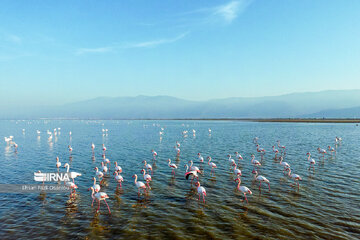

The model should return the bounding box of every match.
[235,177,252,204]
[167,159,178,175]
[252,170,270,191]
[195,182,206,203]
[133,174,147,195]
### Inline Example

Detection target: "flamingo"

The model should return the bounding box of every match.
[227,155,236,166]
[317,147,326,159]
[91,177,101,192]
[235,152,243,162]
[176,141,181,147]
[272,146,279,159]
[167,159,178,175]
[256,144,266,155]
[114,161,122,173]
[208,128,212,134]
[68,145,72,153]
[174,146,180,155]
[65,181,78,198]
[56,157,61,169]
[114,171,124,188]
[63,163,82,183]
[197,153,204,163]
[306,152,316,170]
[101,162,108,175]
[91,143,95,151]
[279,156,290,174]
[233,163,242,176]
[36,130,41,135]
[195,182,206,203]
[252,170,270,191]
[207,156,217,174]
[142,160,153,175]
[102,144,106,152]
[184,165,200,183]
[251,154,261,170]
[151,149,157,160]
[188,160,200,172]
[103,158,111,167]
[94,167,104,182]
[89,187,111,214]
[328,146,336,156]
[235,177,252,204]
[253,137,259,144]
[141,169,152,189]
[277,140,286,153]
[287,169,302,190]
[88,177,101,206]
[132,174,147,195]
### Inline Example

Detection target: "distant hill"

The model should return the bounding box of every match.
[303,106,360,118]
[2,90,360,119]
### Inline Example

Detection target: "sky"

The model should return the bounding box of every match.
[1,0,360,107]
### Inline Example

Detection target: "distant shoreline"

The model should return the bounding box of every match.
[3,118,360,123]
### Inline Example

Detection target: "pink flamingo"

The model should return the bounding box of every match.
[56,157,61,169]
[102,144,106,152]
[207,156,217,174]
[114,161,122,173]
[235,152,243,163]
[227,154,236,166]
[306,152,316,170]
[65,181,78,198]
[198,153,204,163]
[233,163,242,176]
[174,146,180,155]
[91,143,95,152]
[114,171,124,188]
[88,177,101,206]
[252,170,270,192]
[256,144,266,155]
[195,182,206,203]
[272,146,279,159]
[68,145,72,153]
[89,187,111,214]
[94,167,104,182]
[287,168,302,190]
[235,177,252,204]
[167,159,178,175]
[151,149,157,160]
[277,140,286,153]
[142,160,153,175]
[141,169,152,189]
[279,156,290,174]
[251,154,261,170]
[327,146,336,156]
[317,147,326,159]
[185,165,200,184]
[132,174,147,195]
[188,160,200,172]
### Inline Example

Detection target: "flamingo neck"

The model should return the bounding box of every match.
[134,175,137,183]
[93,178,96,185]
[66,165,69,172]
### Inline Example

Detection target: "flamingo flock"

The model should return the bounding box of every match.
[5,126,343,215]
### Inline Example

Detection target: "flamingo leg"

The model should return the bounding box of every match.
[259,181,262,191]
[97,200,100,212]
[203,194,205,204]
[244,194,248,204]
[104,199,111,214]
[198,194,200,201]
[267,182,271,191]
[91,198,94,207]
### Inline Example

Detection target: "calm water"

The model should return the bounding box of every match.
[0,120,359,240]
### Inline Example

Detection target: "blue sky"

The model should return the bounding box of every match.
[1,0,360,107]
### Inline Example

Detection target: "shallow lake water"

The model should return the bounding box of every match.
[0,120,359,239]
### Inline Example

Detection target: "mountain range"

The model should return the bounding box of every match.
[2,90,360,119]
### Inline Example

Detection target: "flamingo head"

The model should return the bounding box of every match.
[306,152,310,155]
[251,154,255,157]
[141,169,145,174]
[195,182,200,187]
[197,153,200,155]
[64,163,69,168]
[94,167,98,171]
[234,178,241,183]
[132,174,137,178]
[167,159,171,162]
[252,169,257,174]
[227,154,231,157]
[317,147,320,150]
[207,156,211,160]
[248,189,253,195]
